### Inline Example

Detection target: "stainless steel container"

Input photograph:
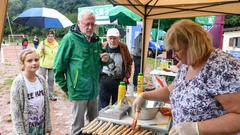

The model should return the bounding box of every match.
[130,100,164,120]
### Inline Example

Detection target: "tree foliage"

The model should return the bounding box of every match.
[25,0,45,9]
[8,0,23,18]
[224,15,240,28]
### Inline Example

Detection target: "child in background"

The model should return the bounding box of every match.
[22,35,28,49]
[10,49,52,134]
[33,35,40,49]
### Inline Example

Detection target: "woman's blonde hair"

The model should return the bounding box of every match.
[19,48,37,71]
[164,19,213,65]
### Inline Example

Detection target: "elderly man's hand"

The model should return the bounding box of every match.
[169,122,199,135]
[100,52,109,62]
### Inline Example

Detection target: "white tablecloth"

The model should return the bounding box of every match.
[150,69,177,77]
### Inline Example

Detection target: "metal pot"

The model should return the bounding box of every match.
[130,100,163,120]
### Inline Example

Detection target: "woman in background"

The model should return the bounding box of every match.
[37,29,58,101]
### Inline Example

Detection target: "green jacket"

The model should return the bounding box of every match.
[54,24,103,100]
[37,39,58,69]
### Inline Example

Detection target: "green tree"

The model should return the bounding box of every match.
[46,0,92,13]
[25,0,45,9]
[8,0,23,19]
[5,0,24,35]
[224,15,240,28]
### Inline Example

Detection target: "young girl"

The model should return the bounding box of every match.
[10,49,52,134]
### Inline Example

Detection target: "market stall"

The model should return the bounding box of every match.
[80,85,172,135]
[81,105,171,135]
[108,0,240,74]
[98,112,171,135]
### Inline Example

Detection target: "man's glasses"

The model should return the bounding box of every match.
[82,22,95,27]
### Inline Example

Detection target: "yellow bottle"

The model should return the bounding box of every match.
[118,81,126,108]
[137,73,144,95]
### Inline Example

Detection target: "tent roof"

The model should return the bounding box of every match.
[109,0,240,19]
[109,0,240,73]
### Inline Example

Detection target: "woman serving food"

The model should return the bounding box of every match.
[133,20,240,135]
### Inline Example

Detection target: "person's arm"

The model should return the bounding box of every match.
[100,42,111,66]
[122,43,133,81]
[197,58,240,134]
[53,37,70,94]
[134,34,142,55]
[198,93,240,135]
[142,84,172,101]
[41,76,52,133]
[170,92,240,135]
[36,41,44,57]
[10,79,28,134]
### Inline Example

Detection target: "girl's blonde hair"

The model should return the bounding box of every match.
[19,48,37,71]
[164,19,214,65]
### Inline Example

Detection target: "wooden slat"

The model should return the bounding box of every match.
[0,0,8,45]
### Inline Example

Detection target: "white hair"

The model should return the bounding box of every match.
[78,9,95,21]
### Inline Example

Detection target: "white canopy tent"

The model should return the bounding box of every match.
[109,0,240,74]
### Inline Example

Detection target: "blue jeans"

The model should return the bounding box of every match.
[34,44,39,49]
[133,56,141,87]
[22,45,27,49]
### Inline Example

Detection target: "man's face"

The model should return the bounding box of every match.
[108,36,120,48]
[78,13,95,37]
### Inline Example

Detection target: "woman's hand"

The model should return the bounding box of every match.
[41,43,45,50]
[169,122,199,135]
[132,94,145,112]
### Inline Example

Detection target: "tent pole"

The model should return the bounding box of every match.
[7,12,14,43]
[154,19,160,69]
[141,6,147,75]
[0,0,9,50]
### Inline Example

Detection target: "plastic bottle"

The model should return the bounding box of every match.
[137,73,144,95]
[117,81,126,108]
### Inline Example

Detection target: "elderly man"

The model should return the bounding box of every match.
[99,28,133,110]
[54,10,109,135]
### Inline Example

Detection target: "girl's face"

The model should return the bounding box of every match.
[23,52,39,73]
